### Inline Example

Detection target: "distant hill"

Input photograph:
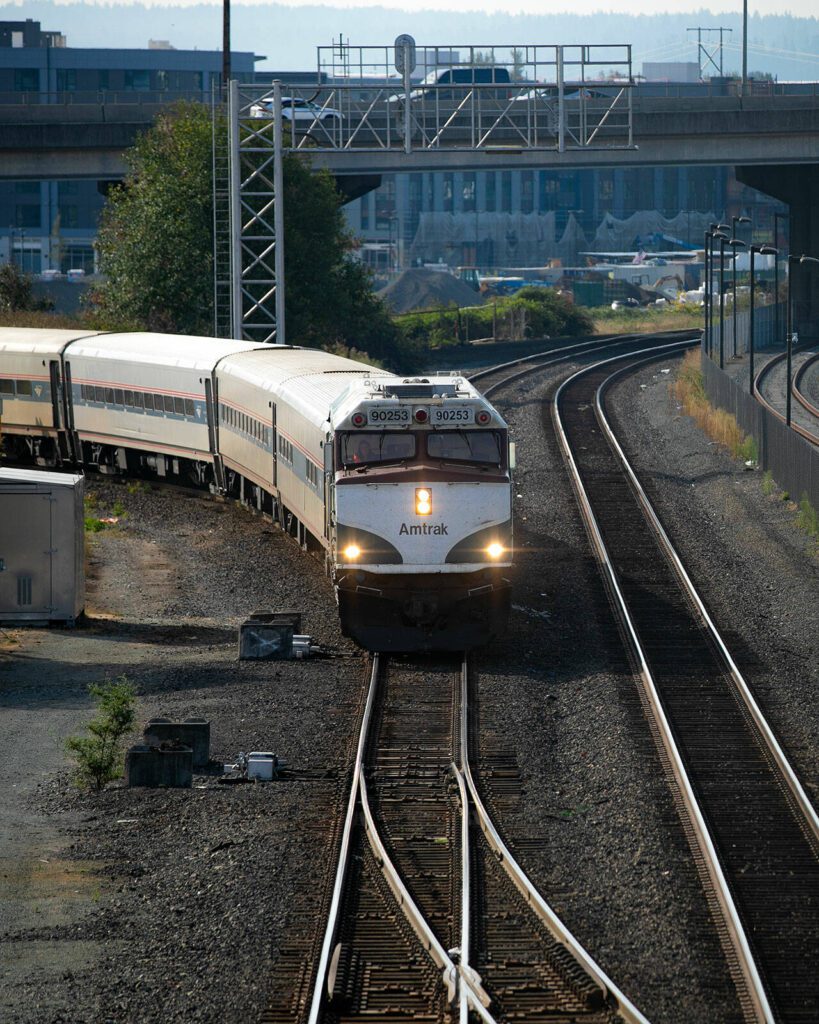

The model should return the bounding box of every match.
[3,1,818,79]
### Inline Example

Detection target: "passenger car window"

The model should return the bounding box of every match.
[0,379,14,394]
[427,431,502,465]
[341,432,416,466]
[16,380,32,396]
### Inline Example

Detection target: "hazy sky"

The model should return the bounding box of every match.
[43,0,819,12]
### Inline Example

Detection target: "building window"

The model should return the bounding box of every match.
[124,70,151,92]
[521,171,534,215]
[15,206,41,229]
[14,69,39,92]
[98,70,110,91]
[485,172,496,213]
[443,173,454,213]
[59,205,79,229]
[422,174,434,211]
[462,172,476,213]
[501,172,512,213]
[538,172,558,212]
[56,69,77,92]
[15,181,40,195]
[359,195,370,230]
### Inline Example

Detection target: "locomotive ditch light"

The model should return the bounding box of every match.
[415,488,432,516]
[476,410,491,426]
[351,413,366,428]
[486,542,505,560]
[343,544,362,560]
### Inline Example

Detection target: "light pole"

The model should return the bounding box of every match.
[731,215,750,358]
[785,254,819,426]
[749,244,777,397]
[705,223,729,361]
[773,211,788,347]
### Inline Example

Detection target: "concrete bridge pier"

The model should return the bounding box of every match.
[737,163,819,341]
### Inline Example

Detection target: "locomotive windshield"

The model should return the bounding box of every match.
[427,430,502,466]
[341,432,416,466]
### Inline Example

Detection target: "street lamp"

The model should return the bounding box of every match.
[731,215,751,358]
[748,244,777,397]
[773,211,788,346]
[785,254,819,426]
[711,224,731,369]
[705,223,730,361]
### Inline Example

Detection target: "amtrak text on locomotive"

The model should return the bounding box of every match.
[399,522,449,535]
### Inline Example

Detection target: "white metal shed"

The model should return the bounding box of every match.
[0,468,85,625]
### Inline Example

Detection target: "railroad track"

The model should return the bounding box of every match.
[793,350,819,426]
[293,654,649,1024]
[551,341,819,1023]
[755,348,819,446]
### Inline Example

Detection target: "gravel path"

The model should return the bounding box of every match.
[1,347,816,1023]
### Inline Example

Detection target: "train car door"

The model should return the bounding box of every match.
[323,432,334,540]
[61,360,81,465]
[204,377,225,491]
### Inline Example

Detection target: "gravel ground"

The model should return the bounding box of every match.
[1,348,816,1024]
[1,482,365,1024]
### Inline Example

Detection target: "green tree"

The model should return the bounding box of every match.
[66,677,137,790]
[93,103,215,334]
[0,262,52,313]
[92,104,411,367]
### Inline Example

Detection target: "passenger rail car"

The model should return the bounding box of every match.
[0,328,513,651]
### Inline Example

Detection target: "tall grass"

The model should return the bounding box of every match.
[673,349,757,460]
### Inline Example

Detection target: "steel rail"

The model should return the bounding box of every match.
[598,352,819,846]
[793,350,819,422]
[469,330,700,401]
[307,654,381,1024]
[467,329,696,388]
[457,656,652,1024]
[754,349,819,447]
[552,340,775,1024]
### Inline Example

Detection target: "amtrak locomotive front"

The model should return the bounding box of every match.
[0,329,512,652]
[329,375,513,651]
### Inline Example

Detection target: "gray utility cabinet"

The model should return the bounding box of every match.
[0,468,85,625]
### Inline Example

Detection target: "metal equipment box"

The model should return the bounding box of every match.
[0,468,85,625]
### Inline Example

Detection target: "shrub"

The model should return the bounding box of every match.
[66,677,136,790]
[797,493,819,539]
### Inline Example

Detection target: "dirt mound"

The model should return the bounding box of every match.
[378,268,483,314]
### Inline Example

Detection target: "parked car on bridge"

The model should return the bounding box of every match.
[249,96,343,125]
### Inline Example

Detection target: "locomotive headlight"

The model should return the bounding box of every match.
[415,488,432,516]
[486,542,505,560]
[343,544,362,560]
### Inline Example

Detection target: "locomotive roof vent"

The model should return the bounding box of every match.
[385,379,460,399]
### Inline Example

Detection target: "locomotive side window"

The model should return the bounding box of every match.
[341,432,416,467]
[427,431,502,465]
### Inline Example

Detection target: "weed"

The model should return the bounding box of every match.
[125,480,150,495]
[65,677,136,791]
[738,436,759,464]
[84,492,99,512]
[111,499,126,518]
[797,493,819,539]
[762,471,775,497]
[674,350,758,461]
[84,516,106,533]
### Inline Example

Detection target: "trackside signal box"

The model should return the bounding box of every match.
[0,468,85,625]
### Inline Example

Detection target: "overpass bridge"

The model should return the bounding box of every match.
[2,89,819,179]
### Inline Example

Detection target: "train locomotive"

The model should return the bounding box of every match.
[0,327,513,651]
